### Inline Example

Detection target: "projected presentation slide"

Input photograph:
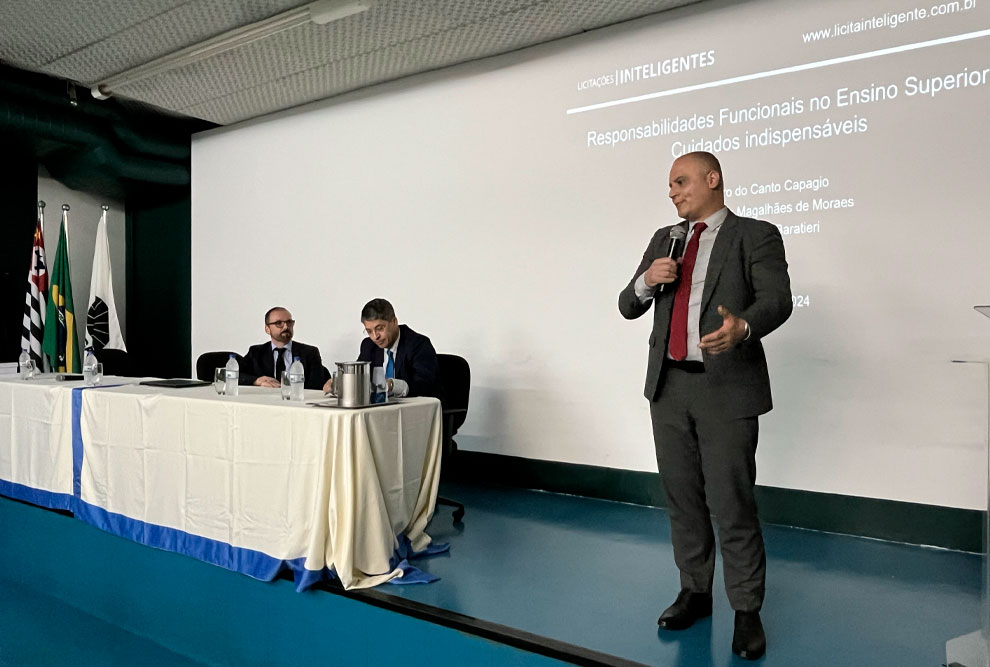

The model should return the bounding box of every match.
[566,0,987,326]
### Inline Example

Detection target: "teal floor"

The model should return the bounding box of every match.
[400,482,982,666]
[0,578,205,667]
[0,482,982,666]
[0,496,566,667]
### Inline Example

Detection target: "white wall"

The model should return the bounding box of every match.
[37,169,126,348]
[191,0,990,510]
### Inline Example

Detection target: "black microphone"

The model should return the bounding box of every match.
[658,226,687,293]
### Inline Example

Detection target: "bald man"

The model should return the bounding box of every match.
[618,152,792,659]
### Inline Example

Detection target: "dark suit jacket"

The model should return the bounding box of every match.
[240,340,327,390]
[618,210,792,418]
[358,324,441,399]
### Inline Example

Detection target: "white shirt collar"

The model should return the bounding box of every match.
[387,328,401,357]
[690,206,728,232]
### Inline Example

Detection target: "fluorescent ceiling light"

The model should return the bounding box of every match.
[310,0,370,24]
[92,0,371,99]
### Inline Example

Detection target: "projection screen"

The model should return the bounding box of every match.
[192,0,990,509]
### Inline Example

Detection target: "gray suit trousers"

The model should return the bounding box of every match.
[650,367,765,612]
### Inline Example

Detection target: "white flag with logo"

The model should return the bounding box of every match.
[85,209,126,351]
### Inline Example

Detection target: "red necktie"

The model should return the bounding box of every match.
[669,222,707,361]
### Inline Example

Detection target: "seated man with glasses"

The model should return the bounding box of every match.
[241,306,327,390]
[323,298,440,398]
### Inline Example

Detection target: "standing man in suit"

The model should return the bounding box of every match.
[324,298,440,398]
[240,306,327,390]
[618,152,792,660]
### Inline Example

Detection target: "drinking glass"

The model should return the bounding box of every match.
[280,370,291,400]
[92,362,104,386]
[213,368,226,395]
[371,367,387,404]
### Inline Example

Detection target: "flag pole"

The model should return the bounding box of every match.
[62,204,70,245]
[86,203,126,353]
[46,204,80,372]
[25,201,50,371]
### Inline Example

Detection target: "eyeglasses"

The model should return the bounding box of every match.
[364,324,388,336]
[267,319,295,328]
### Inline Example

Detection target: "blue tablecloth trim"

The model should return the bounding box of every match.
[397,534,451,560]
[389,559,440,584]
[0,479,73,510]
[278,534,449,590]
[71,387,84,498]
[71,385,121,498]
[387,534,449,585]
[72,498,449,590]
[73,498,303,581]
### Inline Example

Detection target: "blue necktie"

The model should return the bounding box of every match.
[385,350,395,379]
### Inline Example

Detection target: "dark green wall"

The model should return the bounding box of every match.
[0,149,38,362]
[449,451,984,552]
[125,195,192,378]
[0,65,211,373]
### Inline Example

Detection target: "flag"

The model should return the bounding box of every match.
[21,211,48,366]
[85,208,126,352]
[42,210,80,372]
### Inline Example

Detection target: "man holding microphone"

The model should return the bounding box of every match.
[618,152,792,659]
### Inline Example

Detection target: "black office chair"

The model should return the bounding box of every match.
[436,353,470,523]
[196,351,244,382]
[94,348,132,376]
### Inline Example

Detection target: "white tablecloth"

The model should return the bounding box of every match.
[0,377,443,589]
[0,375,77,508]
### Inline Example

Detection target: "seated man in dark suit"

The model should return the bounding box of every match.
[324,298,440,398]
[240,306,326,390]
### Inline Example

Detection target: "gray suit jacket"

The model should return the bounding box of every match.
[618,210,792,418]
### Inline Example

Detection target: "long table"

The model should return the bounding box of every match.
[0,376,444,589]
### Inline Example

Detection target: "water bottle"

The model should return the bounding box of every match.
[288,356,305,402]
[224,354,239,397]
[18,348,32,380]
[83,347,98,385]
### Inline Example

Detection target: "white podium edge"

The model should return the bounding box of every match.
[946,307,990,667]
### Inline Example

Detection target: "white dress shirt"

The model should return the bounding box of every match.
[634,207,730,362]
[382,330,410,397]
[271,342,293,375]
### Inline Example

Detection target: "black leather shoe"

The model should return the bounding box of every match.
[657,590,713,630]
[732,611,766,660]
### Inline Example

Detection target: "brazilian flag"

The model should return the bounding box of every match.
[42,217,80,372]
